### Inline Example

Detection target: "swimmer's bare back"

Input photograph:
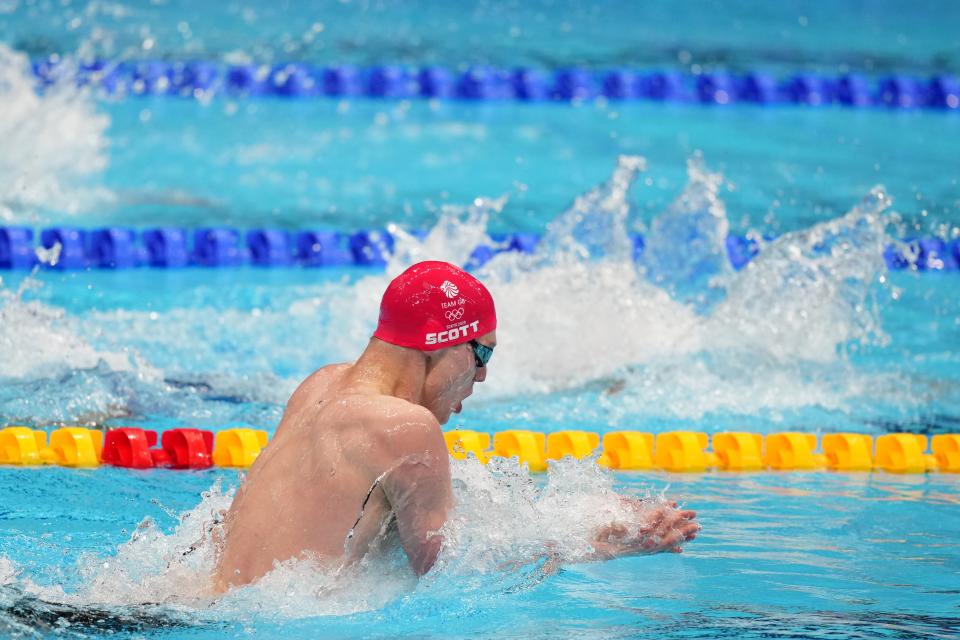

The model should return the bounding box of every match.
[212,364,453,592]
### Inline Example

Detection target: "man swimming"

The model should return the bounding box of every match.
[212,260,698,591]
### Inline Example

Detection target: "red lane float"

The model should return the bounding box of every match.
[162,428,215,468]
[102,428,214,469]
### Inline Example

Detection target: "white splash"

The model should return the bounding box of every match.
[387,195,507,277]
[0,280,157,381]
[4,482,232,627]
[482,259,701,395]
[0,45,112,221]
[707,187,892,363]
[0,458,672,621]
[0,154,905,425]
[437,454,666,573]
[640,153,732,309]
[534,154,644,263]
[339,154,899,420]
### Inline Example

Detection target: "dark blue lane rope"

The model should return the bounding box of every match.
[30,57,960,110]
[0,226,955,272]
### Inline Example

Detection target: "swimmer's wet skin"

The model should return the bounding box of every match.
[212,261,699,591]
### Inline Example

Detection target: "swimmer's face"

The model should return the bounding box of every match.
[423,330,496,424]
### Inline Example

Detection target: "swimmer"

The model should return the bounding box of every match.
[212,261,699,591]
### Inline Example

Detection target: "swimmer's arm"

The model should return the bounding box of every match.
[505,500,699,571]
[587,499,700,560]
[374,414,453,577]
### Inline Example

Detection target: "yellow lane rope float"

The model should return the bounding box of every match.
[1,427,958,473]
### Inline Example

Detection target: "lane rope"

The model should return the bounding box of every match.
[29,57,960,110]
[1,226,955,272]
[1,426,957,473]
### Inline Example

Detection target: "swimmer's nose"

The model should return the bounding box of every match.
[474,365,487,382]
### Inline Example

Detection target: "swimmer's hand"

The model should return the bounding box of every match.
[588,499,699,560]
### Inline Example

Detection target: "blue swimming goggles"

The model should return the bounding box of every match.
[469,340,494,368]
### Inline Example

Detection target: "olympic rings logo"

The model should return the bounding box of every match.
[445,308,465,321]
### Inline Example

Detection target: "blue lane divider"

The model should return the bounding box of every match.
[28,57,960,110]
[1,226,958,272]
[39,227,87,270]
[88,227,140,268]
[294,231,352,267]
[143,228,189,267]
[193,228,247,267]
[348,230,395,267]
[248,229,293,267]
[0,228,37,269]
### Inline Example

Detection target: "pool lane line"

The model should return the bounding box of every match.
[1,227,957,272]
[27,58,960,111]
[1,427,958,473]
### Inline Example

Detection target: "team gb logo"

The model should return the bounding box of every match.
[440,280,459,299]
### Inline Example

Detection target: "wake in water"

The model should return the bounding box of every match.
[0,456,676,627]
[289,153,903,424]
[0,152,921,430]
[0,45,112,221]
[457,155,903,426]
[0,274,288,428]
[0,151,942,630]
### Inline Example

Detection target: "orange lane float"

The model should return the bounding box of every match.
[443,430,491,463]
[546,430,600,462]
[821,433,874,472]
[211,429,269,468]
[598,431,654,470]
[763,432,827,471]
[931,434,960,473]
[0,427,55,465]
[654,431,717,472]
[874,433,937,474]
[492,430,547,472]
[712,432,764,471]
[49,428,104,468]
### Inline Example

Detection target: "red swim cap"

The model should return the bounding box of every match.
[374,261,497,351]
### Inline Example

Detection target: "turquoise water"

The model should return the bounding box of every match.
[71,100,960,233]
[1,1,960,638]
[1,466,958,638]
[4,0,959,74]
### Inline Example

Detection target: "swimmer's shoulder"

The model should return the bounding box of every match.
[272,364,350,437]
[302,362,352,389]
[283,363,352,415]
[339,397,444,465]
[333,394,437,429]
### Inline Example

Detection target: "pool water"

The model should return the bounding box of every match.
[1,464,958,639]
[1,1,959,638]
